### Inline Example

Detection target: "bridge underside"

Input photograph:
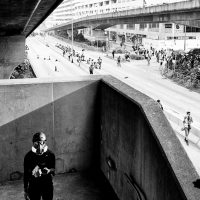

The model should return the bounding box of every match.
[0,0,63,79]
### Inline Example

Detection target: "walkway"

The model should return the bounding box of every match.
[0,171,118,200]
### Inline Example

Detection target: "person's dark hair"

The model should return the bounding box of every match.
[32,132,46,143]
[187,111,190,114]
[157,100,160,103]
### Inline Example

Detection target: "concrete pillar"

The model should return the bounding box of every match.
[0,35,25,79]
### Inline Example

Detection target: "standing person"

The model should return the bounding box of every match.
[112,50,115,59]
[77,56,81,67]
[183,111,193,144]
[147,54,151,66]
[160,54,164,67]
[157,99,163,110]
[89,62,94,74]
[117,56,121,67]
[24,132,55,200]
[98,57,102,69]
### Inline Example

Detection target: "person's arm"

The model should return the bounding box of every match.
[24,154,30,200]
[43,152,55,176]
[183,116,186,124]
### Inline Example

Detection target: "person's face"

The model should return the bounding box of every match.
[33,139,46,155]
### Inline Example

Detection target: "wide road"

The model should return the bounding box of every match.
[27,35,200,124]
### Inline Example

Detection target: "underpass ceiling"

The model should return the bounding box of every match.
[0,0,63,37]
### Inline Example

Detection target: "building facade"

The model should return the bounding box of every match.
[44,0,79,28]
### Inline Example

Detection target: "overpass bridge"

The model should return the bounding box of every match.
[0,1,200,200]
[45,0,200,33]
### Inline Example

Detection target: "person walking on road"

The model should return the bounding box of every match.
[89,63,94,74]
[112,50,115,59]
[157,99,163,110]
[147,54,151,66]
[183,111,193,145]
[98,57,102,69]
[117,56,121,67]
[77,56,81,67]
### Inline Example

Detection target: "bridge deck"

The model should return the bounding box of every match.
[0,171,118,200]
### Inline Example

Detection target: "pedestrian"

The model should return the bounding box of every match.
[24,132,55,200]
[157,99,163,110]
[98,57,102,69]
[112,50,115,59]
[94,62,98,69]
[68,53,70,61]
[147,54,151,66]
[182,111,193,145]
[160,54,164,67]
[62,50,65,57]
[77,56,81,67]
[55,66,57,72]
[117,56,121,67]
[87,58,91,65]
[89,63,94,74]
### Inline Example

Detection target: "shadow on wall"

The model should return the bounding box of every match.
[0,81,100,183]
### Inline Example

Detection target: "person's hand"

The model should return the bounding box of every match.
[32,165,42,177]
[24,191,30,200]
[43,167,50,174]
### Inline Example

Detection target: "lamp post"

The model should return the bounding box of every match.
[184,25,186,51]
[71,6,74,63]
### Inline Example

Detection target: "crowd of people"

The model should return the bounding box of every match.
[55,43,103,75]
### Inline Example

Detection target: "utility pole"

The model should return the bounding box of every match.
[71,4,74,63]
[184,25,186,51]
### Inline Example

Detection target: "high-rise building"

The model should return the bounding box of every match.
[74,0,143,19]
[44,0,80,28]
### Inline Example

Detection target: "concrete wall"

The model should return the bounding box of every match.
[0,77,100,182]
[100,76,200,200]
[0,35,25,79]
[0,76,199,199]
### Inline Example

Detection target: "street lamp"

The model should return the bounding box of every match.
[71,6,74,63]
[184,25,186,51]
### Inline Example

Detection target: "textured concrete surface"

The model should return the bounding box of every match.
[0,171,118,200]
[0,35,25,79]
[0,76,199,199]
[0,78,100,182]
[100,76,200,200]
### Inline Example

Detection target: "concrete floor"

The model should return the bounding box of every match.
[0,171,119,200]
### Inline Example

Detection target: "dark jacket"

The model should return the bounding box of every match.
[24,149,55,191]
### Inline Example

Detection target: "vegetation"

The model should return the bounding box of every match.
[165,49,200,89]
[10,59,36,79]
